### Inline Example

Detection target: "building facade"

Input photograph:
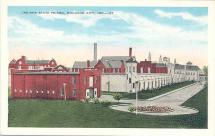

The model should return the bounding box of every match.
[9,56,57,70]
[10,43,203,98]
[11,67,101,100]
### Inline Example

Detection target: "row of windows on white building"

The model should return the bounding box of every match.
[174,71,196,75]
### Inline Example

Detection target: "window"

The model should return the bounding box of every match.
[94,90,97,96]
[87,91,90,96]
[73,89,77,96]
[133,66,135,72]
[148,67,151,73]
[129,66,132,72]
[133,83,135,88]
[129,78,131,84]
[72,76,77,87]
[96,76,99,84]
[141,67,144,73]
[60,89,64,96]
[89,76,93,87]
[83,77,86,85]
[115,68,118,73]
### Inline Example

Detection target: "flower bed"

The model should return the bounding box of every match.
[128,105,174,113]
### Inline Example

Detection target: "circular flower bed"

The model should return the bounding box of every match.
[129,106,174,113]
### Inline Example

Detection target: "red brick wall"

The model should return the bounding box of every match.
[11,69,101,100]
[137,61,168,73]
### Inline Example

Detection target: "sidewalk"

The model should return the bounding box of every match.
[109,82,205,116]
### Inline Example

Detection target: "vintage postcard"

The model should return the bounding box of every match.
[1,0,215,136]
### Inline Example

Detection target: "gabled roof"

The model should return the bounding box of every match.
[53,65,69,71]
[26,60,50,64]
[186,65,200,71]
[101,56,135,62]
[174,64,185,70]
[101,60,124,68]
[154,63,166,67]
[72,61,97,68]
[9,59,16,64]
[101,56,137,63]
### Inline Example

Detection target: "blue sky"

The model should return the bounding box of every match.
[8,6,208,67]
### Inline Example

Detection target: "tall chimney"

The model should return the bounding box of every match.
[94,43,97,61]
[129,47,132,57]
[148,52,151,61]
[21,56,26,62]
[87,60,90,68]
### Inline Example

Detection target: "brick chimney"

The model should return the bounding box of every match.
[94,43,97,61]
[87,60,90,68]
[21,56,26,62]
[129,47,132,57]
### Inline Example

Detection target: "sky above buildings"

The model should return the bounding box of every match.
[8,6,208,68]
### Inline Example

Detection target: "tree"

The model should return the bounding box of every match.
[203,66,208,75]
[113,93,122,103]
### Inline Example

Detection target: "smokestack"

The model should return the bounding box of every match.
[87,60,90,68]
[148,52,151,61]
[94,43,97,61]
[129,47,132,57]
[21,56,26,61]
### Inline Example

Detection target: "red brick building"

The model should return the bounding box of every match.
[9,56,57,70]
[137,60,168,74]
[11,67,101,100]
[94,59,126,74]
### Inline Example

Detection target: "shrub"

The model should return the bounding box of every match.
[113,93,122,103]
[100,100,111,107]
[128,105,136,112]
[92,98,99,104]
[84,98,91,103]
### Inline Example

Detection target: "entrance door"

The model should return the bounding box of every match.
[89,89,94,98]
[86,88,94,98]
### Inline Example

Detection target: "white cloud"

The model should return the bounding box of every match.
[8,9,208,67]
[154,9,207,25]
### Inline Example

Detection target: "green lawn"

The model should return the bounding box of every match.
[8,86,207,128]
[102,81,195,100]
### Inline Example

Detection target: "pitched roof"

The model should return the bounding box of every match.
[26,60,50,64]
[174,64,185,70]
[101,60,124,68]
[72,61,97,68]
[10,59,16,64]
[100,56,137,68]
[154,63,166,67]
[186,65,200,71]
[101,56,134,61]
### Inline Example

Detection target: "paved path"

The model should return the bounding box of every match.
[108,82,206,116]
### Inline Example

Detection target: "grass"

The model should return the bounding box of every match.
[102,81,195,100]
[8,86,207,128]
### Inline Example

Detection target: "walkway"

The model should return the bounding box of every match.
[107,82,206,116]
